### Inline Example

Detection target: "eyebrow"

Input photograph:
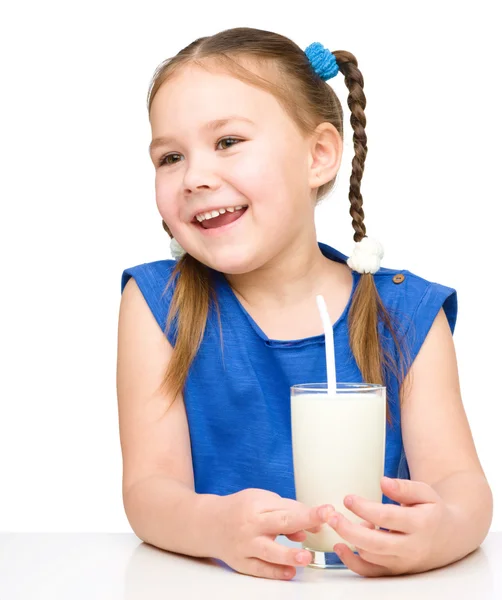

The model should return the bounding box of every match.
[149,116,255,155]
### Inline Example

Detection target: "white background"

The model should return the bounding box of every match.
[1,1,500,532]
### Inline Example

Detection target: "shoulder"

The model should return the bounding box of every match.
[372,264,458,370]
[121,258,178,295]
[373,264,457,334]
[120,258,179,342]
[323,243,457,335]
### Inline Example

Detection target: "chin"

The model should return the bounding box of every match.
[197,248,259,275]
[218,264,254,275]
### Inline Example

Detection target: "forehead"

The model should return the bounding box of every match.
[149,64,285,129]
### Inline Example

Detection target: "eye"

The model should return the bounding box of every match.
[157,137,242,167]
[217,136,241,150]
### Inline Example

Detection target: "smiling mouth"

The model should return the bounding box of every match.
[194,206,248,229]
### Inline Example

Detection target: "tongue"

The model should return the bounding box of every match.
[201,208,246,229]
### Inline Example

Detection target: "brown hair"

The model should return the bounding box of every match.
[148,27,411,423]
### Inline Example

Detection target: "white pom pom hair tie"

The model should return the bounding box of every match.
[170,237,187,260]
[346,236,384,274]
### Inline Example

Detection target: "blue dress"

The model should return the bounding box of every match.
[121,242,457,506]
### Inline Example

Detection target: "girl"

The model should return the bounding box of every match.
[117,27,492,580]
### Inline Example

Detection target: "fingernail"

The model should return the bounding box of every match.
[345,496,353,507]
[320,507,335,521]
[295,551,308,563]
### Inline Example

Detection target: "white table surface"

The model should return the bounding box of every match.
[1,532,501,599]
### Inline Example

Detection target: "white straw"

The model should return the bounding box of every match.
[316,295,337,397]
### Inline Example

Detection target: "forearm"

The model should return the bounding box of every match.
[123,475,222,558]
[429,470,493,568]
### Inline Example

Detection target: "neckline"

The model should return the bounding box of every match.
[214,242,361,348]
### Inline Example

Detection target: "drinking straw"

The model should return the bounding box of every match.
[316,295,337,397]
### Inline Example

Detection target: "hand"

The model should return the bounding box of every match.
[323,476,452,576]
[213,488,334,580]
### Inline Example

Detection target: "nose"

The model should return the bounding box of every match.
[183,155,221,194]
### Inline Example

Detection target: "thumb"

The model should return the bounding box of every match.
[381,476,440,505]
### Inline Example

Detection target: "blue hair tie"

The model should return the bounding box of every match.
[304,42,339,81]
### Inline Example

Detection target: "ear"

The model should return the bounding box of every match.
[307,122,343,189]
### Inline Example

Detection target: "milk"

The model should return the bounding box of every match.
[291,391,386,552]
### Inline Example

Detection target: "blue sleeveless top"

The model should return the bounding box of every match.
[121,242,457,506]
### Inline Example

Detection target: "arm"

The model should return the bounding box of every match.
[400,307,493,566]
[429,470,492,564]
[324,307,493,576]
[117,278,220,558]
[123,474,221,558]
[117,278,331,577]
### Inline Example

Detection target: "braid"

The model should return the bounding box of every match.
[337,51,397,425]
[335,51,368,243]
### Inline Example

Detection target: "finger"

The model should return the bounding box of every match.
[381,477,440,506]
[333,544,393,577]
[355,546,399,568]
[321,507,376,531]
[284,531,307,542]
[305,523,323,534]
[253,537,313,568]
[259,503,328,535]
[343,495,418,533]
[306,505,339,533]
[328,512,403,555]
[243,557,297,580]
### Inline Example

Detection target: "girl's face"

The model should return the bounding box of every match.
[149,63,318,274]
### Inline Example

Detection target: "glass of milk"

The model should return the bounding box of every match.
[290,382,386,569]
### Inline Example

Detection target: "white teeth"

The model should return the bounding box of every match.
[195,205,248,221]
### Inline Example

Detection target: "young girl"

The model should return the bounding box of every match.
[117,27,492,580]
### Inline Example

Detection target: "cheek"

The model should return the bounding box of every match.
[254,144,309,221]
[154,175,177,222]
[228,150,276,193]
[235,141,305,204]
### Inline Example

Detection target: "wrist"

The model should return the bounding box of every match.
[194,492,225,560]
